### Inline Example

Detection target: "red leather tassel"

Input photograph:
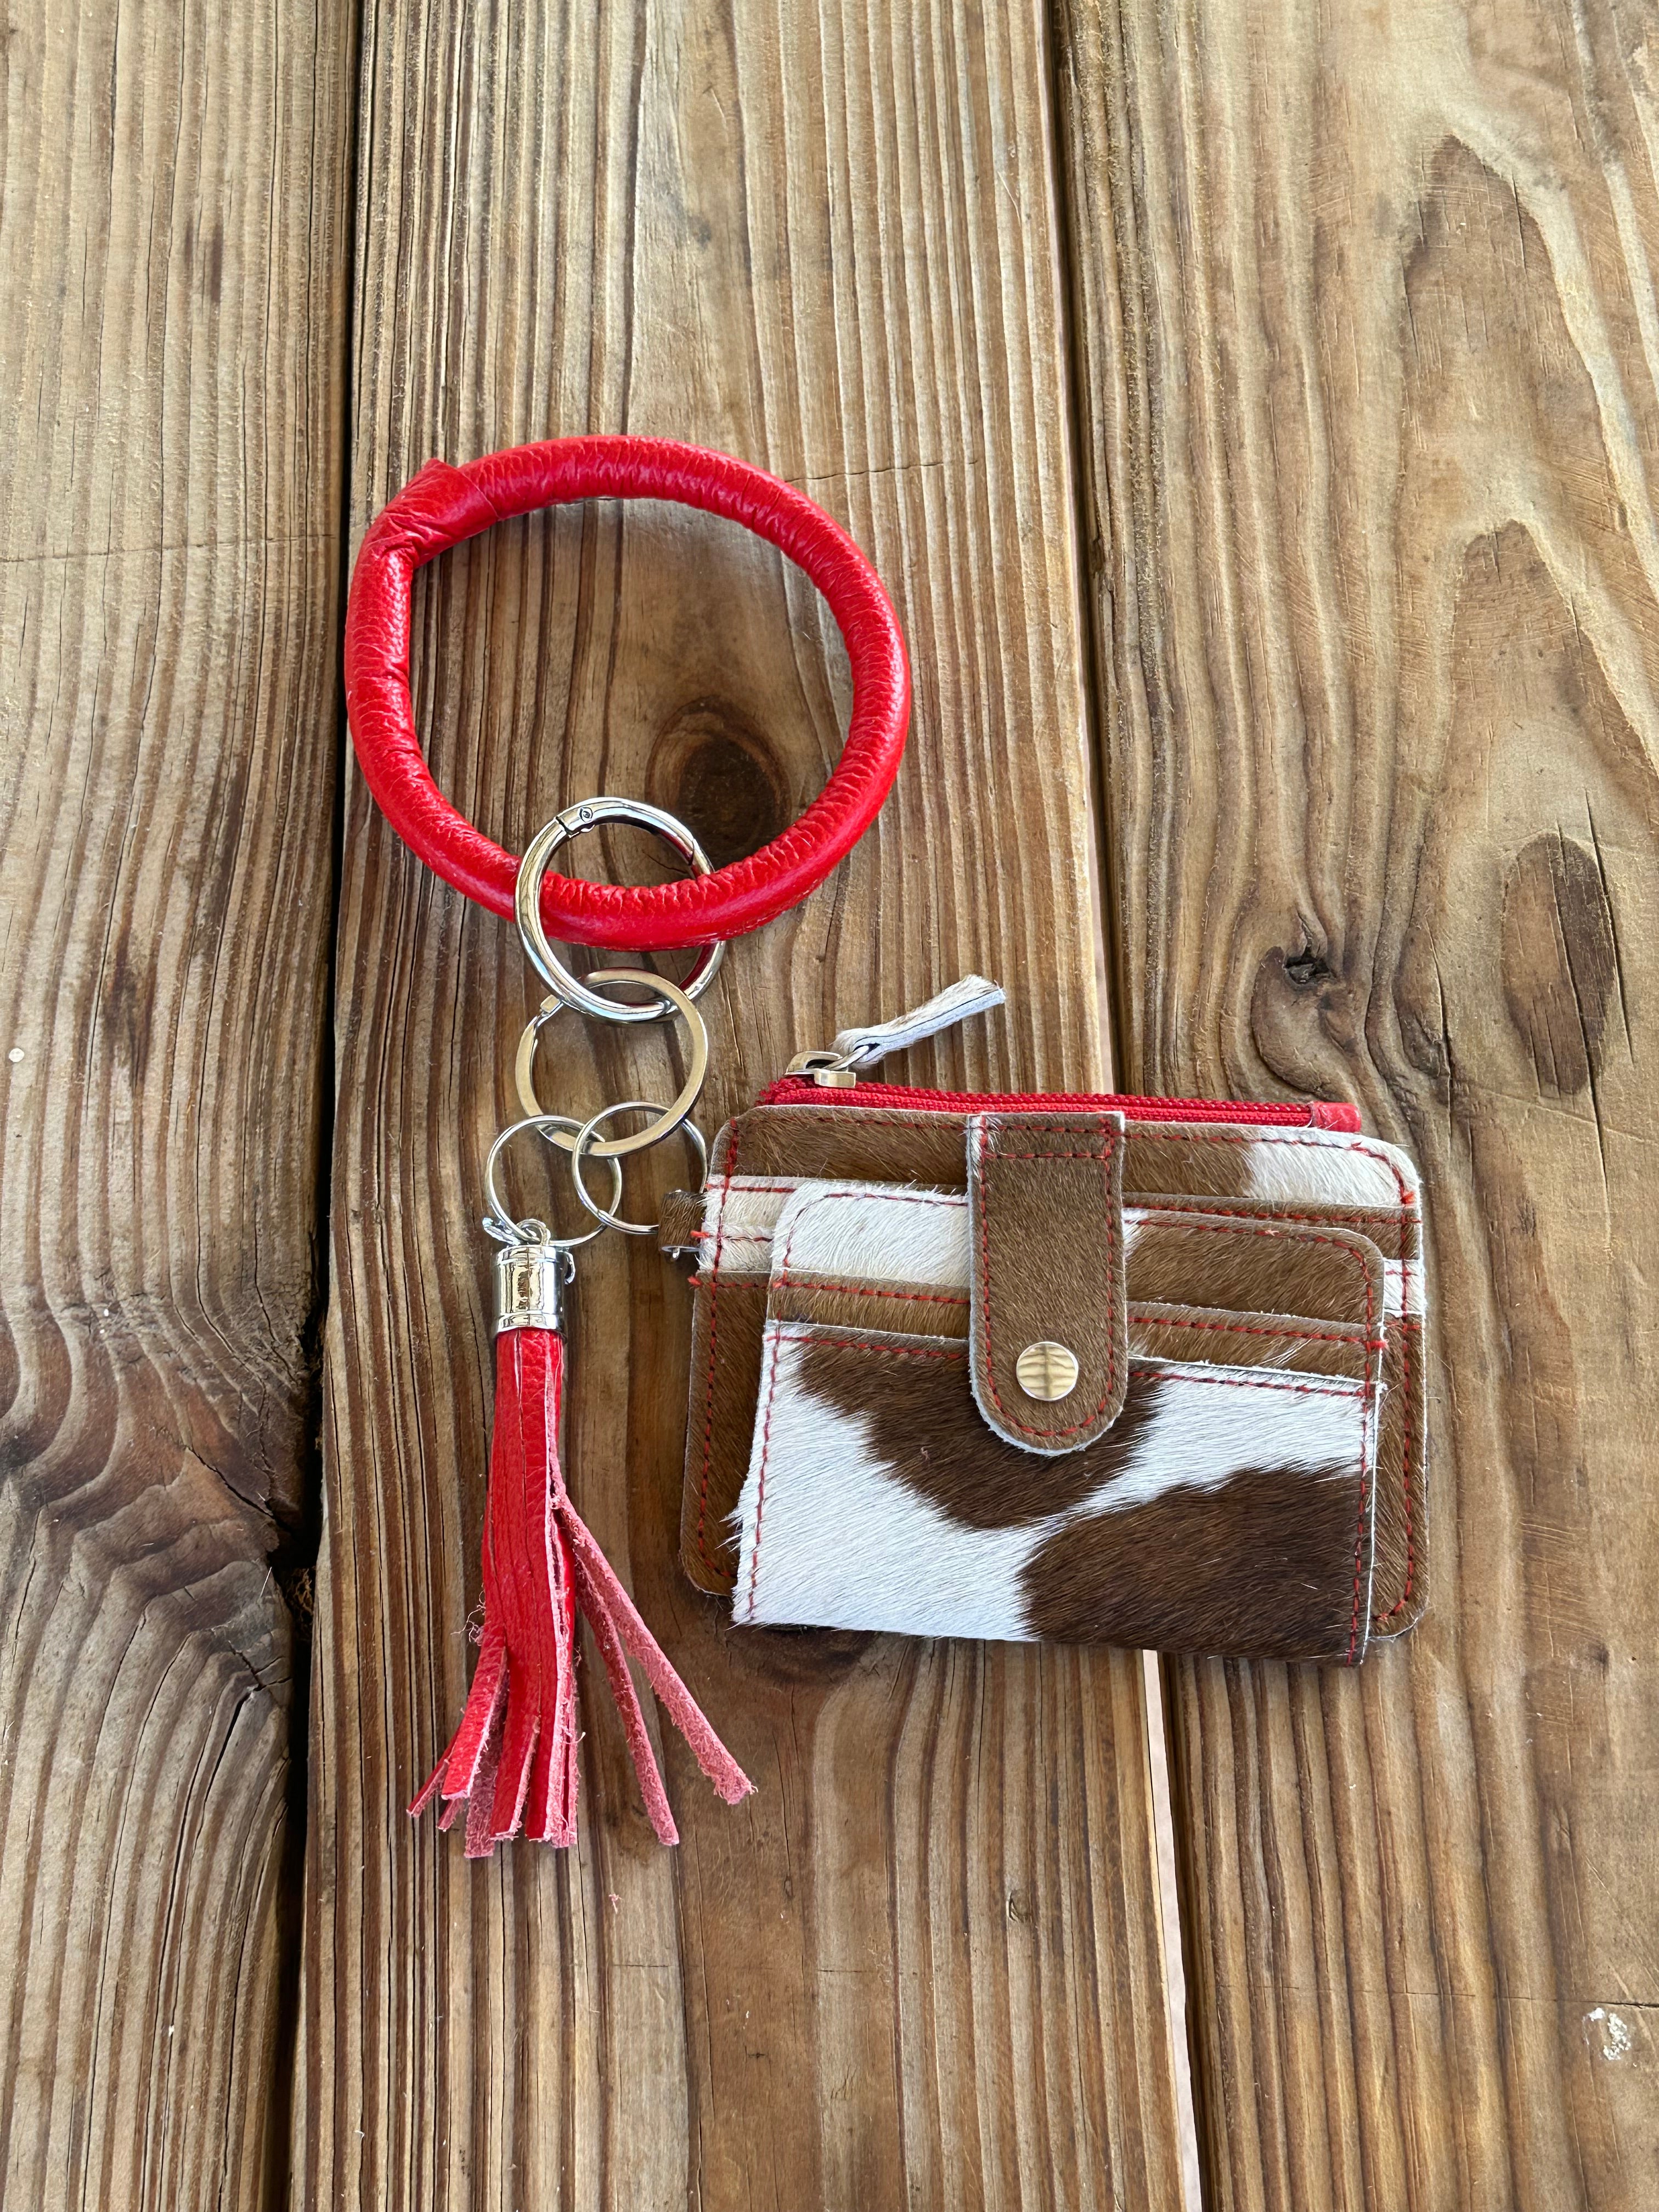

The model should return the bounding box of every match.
[412,1327,752,1854]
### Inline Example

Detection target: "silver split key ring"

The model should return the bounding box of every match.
[483,1111,624,1247]
[516,966,709,1158]
[568,1103,709,1237]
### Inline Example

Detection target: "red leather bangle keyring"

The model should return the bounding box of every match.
[344,434,910,949]
[345,437,909,1860]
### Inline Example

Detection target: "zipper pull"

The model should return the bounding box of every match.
[785,975,1006,1087]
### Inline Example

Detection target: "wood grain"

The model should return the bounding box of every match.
[297,2,1184,2205]
[1055,0,1659,2204]
[0,1,353,2206]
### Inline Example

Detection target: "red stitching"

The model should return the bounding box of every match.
[1144,1214,1378,1657]
[769,1326,1367,1397]
[743,1327,970,1618]
[973,1118,1123,1442]
[757,1142,1384,1421]
[787,1328,1377,1392]
[758,1080,1350,1127]
[1134,1312,1383,1351]
[776,1274,967,1307]
[731,1212,1392,1350]
[687,1178,803,1265]
[1122,1123,1413,1211]
[721,1190,1407,1246]
[743,1324,965,1617]
[992,1150,1110,1160]
[777,1284,1378,1347]
[740,1187,974,1601]
[1126,1177,1420,1634]
[1113,1211,1382,1654]
[743,1323,785,1620]
[1131,1212,1378,1263]
[741,1103,1413,1211]
[1107,1195,1386,1654]
[696,1167,903,1577]
[694,1122,746,1578]
[1350,1259,1377,1660]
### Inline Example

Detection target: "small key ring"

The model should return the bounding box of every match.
[515,967,708,1156]
[515,798,726,1024]
[483,1113,624,1246]
[568,1104,709,1237]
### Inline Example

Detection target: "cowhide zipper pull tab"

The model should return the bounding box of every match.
[787,973,1006,1087]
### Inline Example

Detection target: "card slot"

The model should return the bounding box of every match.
[766,1284,1374,1381]
[733,1318,1376,1662]
[1128,1300,1375,1380]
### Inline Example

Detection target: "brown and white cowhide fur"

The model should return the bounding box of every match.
[731,1185,1380,1662]
[691,1113,1424,1637]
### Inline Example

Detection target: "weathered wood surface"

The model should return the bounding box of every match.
[0,1,353,2207]
[1057,1,1659,2205]
[16,0,1651,2200]
[296,4,1183,2209]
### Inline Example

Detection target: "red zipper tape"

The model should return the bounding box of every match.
[758,1076,1361,1131]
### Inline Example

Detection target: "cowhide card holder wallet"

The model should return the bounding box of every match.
[661,1075,1428,1664]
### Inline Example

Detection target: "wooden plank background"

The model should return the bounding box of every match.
[0,2,355,2205]
[1056,1,1659,2207]
[296,4,1184,2209]
[4,0,1656,2207]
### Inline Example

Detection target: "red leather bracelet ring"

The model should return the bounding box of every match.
[344,436,911,951]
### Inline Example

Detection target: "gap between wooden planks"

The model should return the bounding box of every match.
[297,3,1190,2209]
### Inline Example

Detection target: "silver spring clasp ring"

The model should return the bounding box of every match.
[515,798,727,1023]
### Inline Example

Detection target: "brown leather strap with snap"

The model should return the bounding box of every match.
[966,1111,1129,1454]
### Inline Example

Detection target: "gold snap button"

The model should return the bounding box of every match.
[1015,1341,1079,1402]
